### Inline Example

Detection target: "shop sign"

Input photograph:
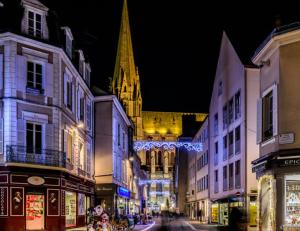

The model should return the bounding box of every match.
[252,162,266,173]
[27,176,45,186]
[96,184,116,195]
[279,158,300,167]
[279,133,294,144]
[118,187,130,199]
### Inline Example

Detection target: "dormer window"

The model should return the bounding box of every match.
[61,27,73,58]
[28,11,42,38]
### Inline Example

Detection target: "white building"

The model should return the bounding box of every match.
[208,32,259,229]
[0,0,94,230]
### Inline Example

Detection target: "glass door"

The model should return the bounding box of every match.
[26,194,45,230]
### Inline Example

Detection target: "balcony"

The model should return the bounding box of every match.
[6,145,66,168]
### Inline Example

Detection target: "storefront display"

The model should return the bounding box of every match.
[285,179,300,225]
[219,203,228,225]
[65,191,76,227]
[211,203,219,223]
[249,196,257,226]
[78,193,85,216]
[26,194,44,230]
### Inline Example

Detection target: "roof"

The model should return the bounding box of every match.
[253,21,300,59]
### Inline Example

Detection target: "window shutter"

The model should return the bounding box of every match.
[257,99,262,144]
[0,118,3,155]
[273,84,278,136]
[45,124,53,150]
[17,119,25,146]
[63,73,67,105]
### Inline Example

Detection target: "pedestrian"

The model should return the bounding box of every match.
[228,207,243,231]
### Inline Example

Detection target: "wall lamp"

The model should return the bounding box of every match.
[258,59,270,68]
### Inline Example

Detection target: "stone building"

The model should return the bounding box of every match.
[0,0,94,230]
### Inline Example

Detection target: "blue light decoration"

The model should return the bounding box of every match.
[149,191,170,196]
[139,179,171,185]
[118,186,130,199]
[133,141,202,152]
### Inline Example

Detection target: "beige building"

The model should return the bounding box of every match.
[252,24,300,231]
[209,32,259,229]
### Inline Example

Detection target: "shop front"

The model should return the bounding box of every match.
[252,152,300,231]
[0,167,95,231]
[117,186,130,215]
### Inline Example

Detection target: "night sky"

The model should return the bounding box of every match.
[43,0,300,113]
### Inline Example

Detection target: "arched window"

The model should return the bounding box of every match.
[146,150,151,165]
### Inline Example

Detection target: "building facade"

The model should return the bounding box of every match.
[0,1,94,230]
[252,24,300,231]
[209,32,259,229]
[94,95,135,216]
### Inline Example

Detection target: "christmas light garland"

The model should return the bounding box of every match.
[133,141,203,152]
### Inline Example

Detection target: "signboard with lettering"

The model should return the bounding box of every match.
[118,187,130,199]
[279,133,294,144]
[279,159,300,167]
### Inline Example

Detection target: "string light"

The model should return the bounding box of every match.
[133,141,203,152]
[139,179,170,185]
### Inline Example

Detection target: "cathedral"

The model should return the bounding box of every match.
[112,0,206,212]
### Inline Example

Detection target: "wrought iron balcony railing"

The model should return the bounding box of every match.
[6,145,66,168]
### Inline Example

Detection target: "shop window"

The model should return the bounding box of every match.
[65,191,76,227]
[285,178,300,226]
[26,194,44,230]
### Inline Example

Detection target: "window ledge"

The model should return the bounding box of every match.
[261,137,276,147]
[26,87,44,95]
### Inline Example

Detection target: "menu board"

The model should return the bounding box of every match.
[26,194,44,230]
[286,180,300,224]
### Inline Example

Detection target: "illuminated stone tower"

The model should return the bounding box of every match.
[112,0,143,139]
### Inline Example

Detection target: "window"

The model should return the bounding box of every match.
[235,126,241,154]
[67,81,73,110]
[229,131,233,157]
[235,160,241,188]
[218,81,223,96]
[122,132,125,150]
[214,142,218,166]
[79,142,85,170]
[223,165,228,191]
[214,113,218,136]
[26,123,42,154]
[86,100,91,130]
[235,91,241,119]
[28,11,42,38]
[66,132,73,163]
[223,135,227,160]
[229,163,233,190]
[27,61,42,91]
[263,91,273,140]
[214,170,219,193]
[229,98,234,124]
[80,97,84,121]
[223,104,228,129]
[117,124,120,146]
[146,151,151,165]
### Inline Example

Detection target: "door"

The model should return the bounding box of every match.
[26,194,45,230]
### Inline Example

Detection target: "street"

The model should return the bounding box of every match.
[135,217,225,231]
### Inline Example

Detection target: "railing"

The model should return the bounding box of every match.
[6,145,66,168]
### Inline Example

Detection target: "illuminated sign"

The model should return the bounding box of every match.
[118,187,130,199]
[134,140,202,152]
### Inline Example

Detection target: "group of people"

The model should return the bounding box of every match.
[87,205,112,231]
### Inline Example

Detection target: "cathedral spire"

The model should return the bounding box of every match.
[112,0,143,139]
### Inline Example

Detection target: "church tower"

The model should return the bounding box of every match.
[112,0,143,139]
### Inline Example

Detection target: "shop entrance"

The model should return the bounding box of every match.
[26,194,45,230]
